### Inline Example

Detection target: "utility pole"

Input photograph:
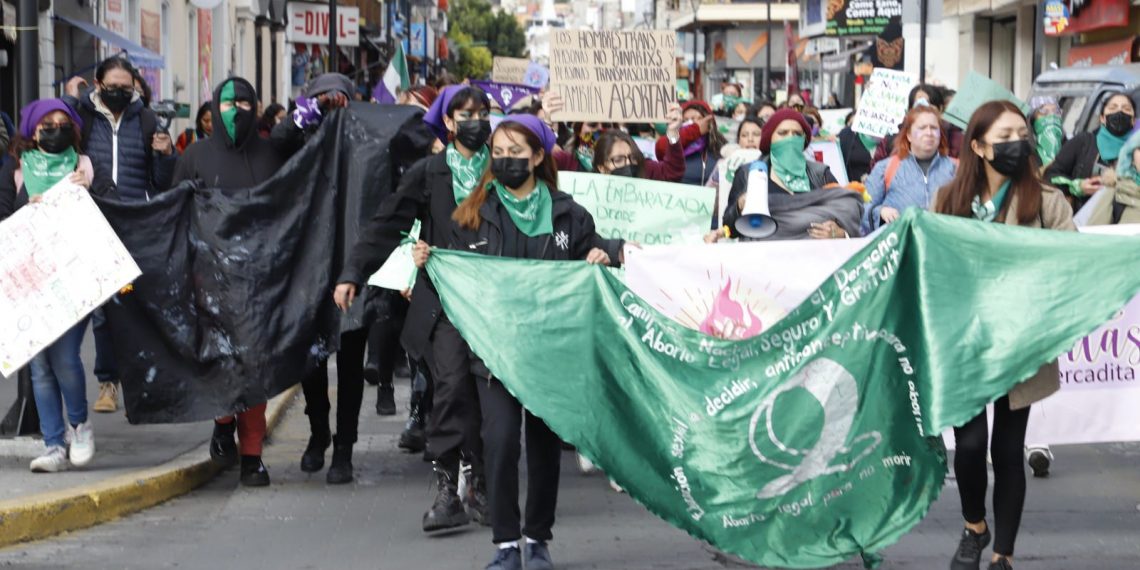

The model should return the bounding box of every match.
[16,0,37,109]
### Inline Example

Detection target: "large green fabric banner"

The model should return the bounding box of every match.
[425,210,1140,568]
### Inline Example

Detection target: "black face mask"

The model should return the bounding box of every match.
[491,157,533,189]
[1104,111,1134,137]
[455,120,492,150]
[230,107,257,145]
[100,87,133,114]
[988,140,1032,177]
[37,127,74,154]
[610,165,635,178]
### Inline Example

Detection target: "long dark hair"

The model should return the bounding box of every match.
[934,100,1041,225]
[592,130,646,177]
[96,56,135,83]
[453,122,558,231]
[737,116,764,145]
[257,103,284,135]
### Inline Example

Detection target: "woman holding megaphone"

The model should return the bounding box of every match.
[706,109,863,241]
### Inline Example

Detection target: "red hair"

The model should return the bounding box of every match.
[894,106,948,159]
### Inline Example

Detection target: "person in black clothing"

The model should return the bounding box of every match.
[333,85,494,531]
[1044,92,1136,212]
[436,115,622,570]
[171,77,287,487]
[837,110,874,183]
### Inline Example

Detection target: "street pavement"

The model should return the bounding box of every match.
[1,369,1137,570]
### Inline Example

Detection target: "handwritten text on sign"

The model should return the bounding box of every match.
[550,30,677,123]
[492,57,530,84]
[560,172,713,245]
[851,68,915,138]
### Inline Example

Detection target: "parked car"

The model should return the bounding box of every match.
[1029,64,1140,138]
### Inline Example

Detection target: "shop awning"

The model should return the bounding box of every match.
[55,15,165,68]
[672,3,800,32]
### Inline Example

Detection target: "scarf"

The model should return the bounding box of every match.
[683,135,708,158]
[1096,127,1128,165]
[491,179,553,237]
[857,133,879,154]
[576,146,594,171]
[445,143,490,204]
[769,136,811,194]
[21,147,78,197]
[219,81,238,143]
[972,180,1011,222]
[1033,115,1063,166]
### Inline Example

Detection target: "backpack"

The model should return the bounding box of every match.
[77,102,158,188]
[883,154,958,193]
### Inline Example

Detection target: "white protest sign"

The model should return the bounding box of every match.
[852,69,916,138]
[549,30,677,123]
[807,140,850,186]
[716,148,763,229]
[818,108,852,137]
[367,220,421,291]
[0,181,141,377]
[492,57,530,84]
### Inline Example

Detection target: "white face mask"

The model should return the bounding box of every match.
[682,120,695,128]
[734,113,747,121]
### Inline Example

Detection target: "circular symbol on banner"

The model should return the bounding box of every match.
[748,357,882,499]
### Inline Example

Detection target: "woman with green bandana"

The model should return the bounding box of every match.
[335,85,494,534]
[934,100,1074,570]
[712,108,863,241]
[434,115,621,570]
[1086,129,1140,225]
[0,99,99,474]
[1028,96,1063,171]
[1045,92,1136,212]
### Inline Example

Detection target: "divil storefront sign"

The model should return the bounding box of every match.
[1045,0,1129,36]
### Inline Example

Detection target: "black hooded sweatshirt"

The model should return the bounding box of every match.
[171,78,286,189]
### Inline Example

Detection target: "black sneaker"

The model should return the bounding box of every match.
[951,525,991,570]
[363,365,381,386]
[525,541,554,570]
[986,558,1012,570]
[1026,447,1052,478]
[239,455,271,487]
[209,422,238,467]
[300,430,331,473]
[484,547,522,570]
[376,386,397,416]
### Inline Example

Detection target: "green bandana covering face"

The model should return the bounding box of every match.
[219,81,238,143]
[1096,126,1128,165]
[769,135,811,193]
[21,147,79,197]
[972,180,1011,222]
[857,133,879,153]
[445,143,490,204]
[491,179,553,237]
[1033,115,1063,166]
[576,146,594,171]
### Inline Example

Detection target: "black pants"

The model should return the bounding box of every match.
[366,290,408,389]
[301,328,368,445]
[953,396,1030,556]
[478,376,561,544]
[425,317,482,463]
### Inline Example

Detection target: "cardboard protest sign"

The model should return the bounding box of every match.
[492,57,530,84]
[550,30,677,123]
[943,71,1030,130]
[523,61,549,88]
[560,172,714,245]
[0,181,141,377]
[851,68,915,138]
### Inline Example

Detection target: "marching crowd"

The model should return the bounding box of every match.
[3,55,1138,570]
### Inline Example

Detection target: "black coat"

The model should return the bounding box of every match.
[837,127,873,182]
[171,78,287,190]
[1044,130,1103,211]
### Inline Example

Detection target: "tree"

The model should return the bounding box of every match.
[448,0,527,58]
[448,29,493,80]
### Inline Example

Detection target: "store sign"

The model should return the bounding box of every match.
[286,2,360,46]
[1043,0,1070,36]
[825,0,903,37]
[1067,36,1137,67]
[1058,0,1128,35]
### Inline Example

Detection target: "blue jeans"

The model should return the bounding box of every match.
[31,319,90,448]
[91,307,118,383]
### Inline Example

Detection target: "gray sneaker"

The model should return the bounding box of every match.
[484,546,522,570]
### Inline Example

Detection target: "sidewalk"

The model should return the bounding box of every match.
[0,326,299,547]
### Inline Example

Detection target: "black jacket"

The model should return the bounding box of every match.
[837,127,873,183]
[172,78,287,190]
[1043,130,1103,210]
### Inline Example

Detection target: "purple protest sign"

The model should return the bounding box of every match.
[471,80,539,112]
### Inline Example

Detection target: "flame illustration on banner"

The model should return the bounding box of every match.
[699,279,765,340]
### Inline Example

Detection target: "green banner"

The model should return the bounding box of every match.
[942,71,1031,130]
[560,171,715,245]
[426,209,1140,568]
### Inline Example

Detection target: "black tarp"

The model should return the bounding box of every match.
[96,103,432,424]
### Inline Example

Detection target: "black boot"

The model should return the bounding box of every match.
[422,458,469,532]
[209,421,238,467]
[326,439,354,485]
[461,461,490,526]
[239,455,270,487]
[301,415,331,473]
[363,364,381,386]
[398,390,427,453]
[376,385,397,416]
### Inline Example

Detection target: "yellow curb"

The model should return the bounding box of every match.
[0,385,300,549]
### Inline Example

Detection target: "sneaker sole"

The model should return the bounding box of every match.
[422,513,470,532]
[30,464,70,473]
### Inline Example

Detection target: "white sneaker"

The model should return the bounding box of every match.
[30,445,70,473]
[69,421,95,467]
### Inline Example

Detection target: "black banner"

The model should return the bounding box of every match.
[825,0,903,37]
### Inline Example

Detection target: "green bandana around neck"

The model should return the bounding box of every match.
[1096,126,1128,165]
[219,81,238,143]
[972,179,1011,222]
[21,147,79,197]
[491,179,553,237]
[857,132,879,153]
[445,143,490,204]
[1033,115,1063,166]
[769,135,811,193]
